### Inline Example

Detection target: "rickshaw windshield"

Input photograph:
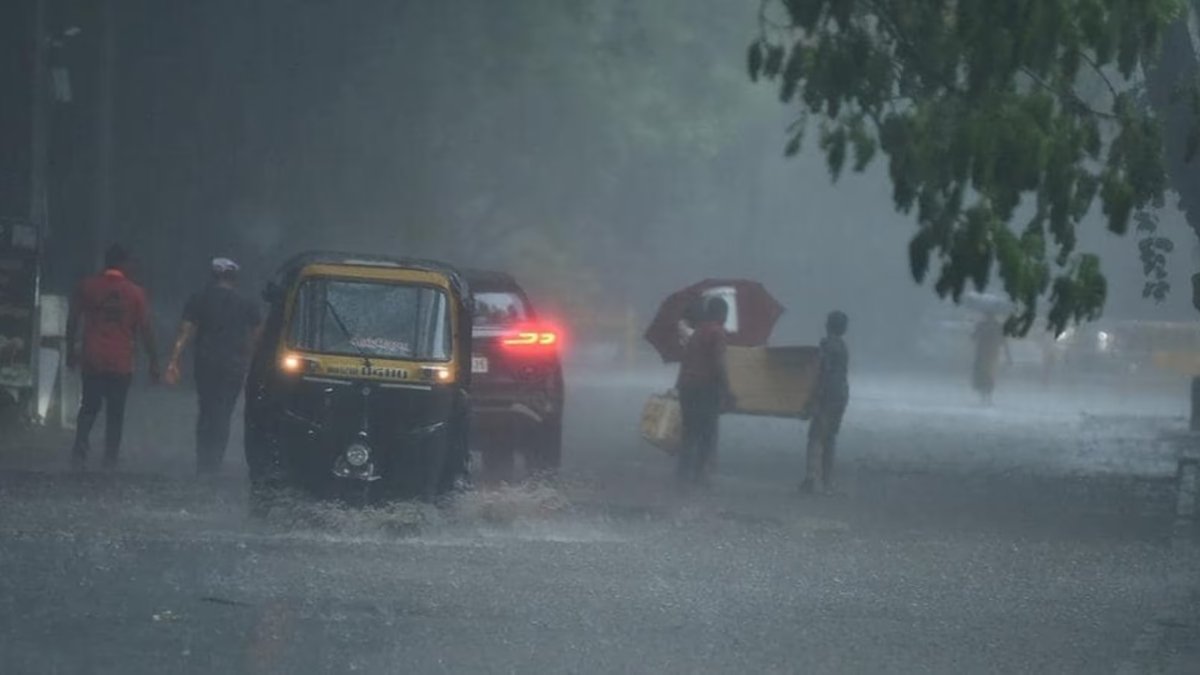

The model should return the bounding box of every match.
[288,277,452,361]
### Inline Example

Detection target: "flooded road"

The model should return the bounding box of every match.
[1,368,1197,673]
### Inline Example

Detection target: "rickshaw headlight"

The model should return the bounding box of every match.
[421,366,451,382]
[281,353,304,373]
[344,443,371,467]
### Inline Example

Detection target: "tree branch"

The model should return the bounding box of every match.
[861,0,964,98]
[1019,66,1118,120]
[1079,50,1121,105]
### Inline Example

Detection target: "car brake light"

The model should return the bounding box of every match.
[503,329,559,349]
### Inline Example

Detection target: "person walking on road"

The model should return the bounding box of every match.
[971,311,1010,405]
[677,296,706,349]
[66,244,160,470]
[801,310,850,495]
[676,296,734,488]
[164,258,262,477]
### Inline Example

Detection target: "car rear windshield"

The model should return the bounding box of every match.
[288,277,452,361]
[473,291,529,326]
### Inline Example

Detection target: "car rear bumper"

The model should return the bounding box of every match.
[471,372,561,414]
[474,399,546,420]
[470,383,562,427]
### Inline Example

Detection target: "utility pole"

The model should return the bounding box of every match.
[94,0,115,266]
[1146,2,1200,430]
[26,0,48,422]
[29,0,48,238]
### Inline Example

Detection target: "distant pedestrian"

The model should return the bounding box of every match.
[801,310,850,495]
[676,296,734,487]
[65,244,160,470]
[971,312,1010,404]
[164,258,262,477]
[1036,329,1066,387]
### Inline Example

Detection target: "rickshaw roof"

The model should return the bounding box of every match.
[275,251,470,300]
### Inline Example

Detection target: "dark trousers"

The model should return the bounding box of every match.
[196,373,242,475]
[73,372,132,463]
[805,396,847,488]
[677,385,721,483]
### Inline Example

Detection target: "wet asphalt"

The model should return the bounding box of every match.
[1,367,1198,674]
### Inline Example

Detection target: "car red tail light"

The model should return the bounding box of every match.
[502,327,560,350]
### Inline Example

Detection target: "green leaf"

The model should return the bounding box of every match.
[821,126,848,179]
[784,0,825,31]
[1186,126,1200,164]
[1133,210,1157,233]
[764,45,786,78]
[850,118,877,171]
[748,41,764,82]
[784,128,804,157]
[751,0,1181,335]
[1101,173,1134,235]
[909,230,932,283]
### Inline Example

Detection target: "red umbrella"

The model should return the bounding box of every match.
[644,279,785,363]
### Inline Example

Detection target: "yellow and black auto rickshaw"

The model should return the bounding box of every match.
[244,252,472,504]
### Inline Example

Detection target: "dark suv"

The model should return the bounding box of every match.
[465,270,564,479]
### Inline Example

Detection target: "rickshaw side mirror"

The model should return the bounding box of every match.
[263,282,285,305]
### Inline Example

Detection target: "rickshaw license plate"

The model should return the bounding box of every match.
[472,356,489,374]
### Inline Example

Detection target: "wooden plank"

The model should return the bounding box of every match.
[725,345,818,418]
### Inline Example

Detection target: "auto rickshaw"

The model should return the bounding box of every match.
[244,252,472,504]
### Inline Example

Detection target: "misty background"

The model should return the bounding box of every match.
[29,0,1200,364]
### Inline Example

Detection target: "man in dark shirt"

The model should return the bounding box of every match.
[802,310,850,495]
[66,244,160,470]
[165,258,262,476]
[675,296,734,487]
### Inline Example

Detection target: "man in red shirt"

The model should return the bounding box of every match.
[675,296,734,487]
[66,244,160,470]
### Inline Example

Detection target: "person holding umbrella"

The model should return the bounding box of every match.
[676,296,706,349]
[644,279,784,364]
[643,279,783,485]
[675,296,735,487]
